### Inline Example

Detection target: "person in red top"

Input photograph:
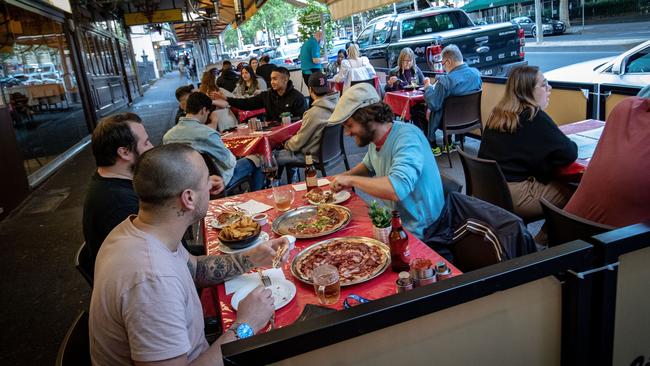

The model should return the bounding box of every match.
[564,96,650,227]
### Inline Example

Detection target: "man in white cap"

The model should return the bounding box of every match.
[329,83,445,240]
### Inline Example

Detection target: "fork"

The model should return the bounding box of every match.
[257,270,275,330]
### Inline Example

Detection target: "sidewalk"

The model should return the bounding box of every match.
[0,71,188,366]
[524,20,649,48]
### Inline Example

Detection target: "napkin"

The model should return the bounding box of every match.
[236,200,273,215]
[292,178,331,191]
[225,268,286,295]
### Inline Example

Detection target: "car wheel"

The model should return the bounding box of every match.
[532,27,537,37]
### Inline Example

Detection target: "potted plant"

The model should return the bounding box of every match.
[369,201,391,244]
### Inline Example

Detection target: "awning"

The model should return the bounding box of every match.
[462,0,520,13]
[318,0,402,21]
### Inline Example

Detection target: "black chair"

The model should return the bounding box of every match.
[441,90,482,167]
[451,218,505,272]
[350,78,375,87]
[540,197,615,247]
[199,152,251,198]
[440,173,463,200]
[55,311,90,366]
[75,243,93,287]
[285,123,350,182]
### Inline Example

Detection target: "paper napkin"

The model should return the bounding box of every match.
[236,200,273,215]
[292,178,331,191]
[225,268,286,295]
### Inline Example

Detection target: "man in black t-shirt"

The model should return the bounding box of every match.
[82,113,155,270]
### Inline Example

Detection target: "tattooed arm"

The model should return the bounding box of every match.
[187,237,290,288]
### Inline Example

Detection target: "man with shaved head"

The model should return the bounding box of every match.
[89,143,289,366]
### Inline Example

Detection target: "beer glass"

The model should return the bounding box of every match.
[312,264,340,305]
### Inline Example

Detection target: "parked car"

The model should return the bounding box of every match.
[356,7,526,77]
[511,16,565,37]
[270,47,300,70]
[545,40,650,88]
[0,76,22,88]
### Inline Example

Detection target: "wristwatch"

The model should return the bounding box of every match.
[228,322,254,340]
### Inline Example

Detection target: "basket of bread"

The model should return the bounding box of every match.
[218,216,262,249]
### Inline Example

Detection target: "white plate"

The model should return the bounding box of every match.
[209,212,245,229]
[218,232,270,254]
[231,278,297,311]
[307,190,351,205]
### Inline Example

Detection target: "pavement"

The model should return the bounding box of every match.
[524,20,650,48]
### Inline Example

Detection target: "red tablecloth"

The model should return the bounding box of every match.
[221,121,302,158]
[557,119,605,179]
[231,107,266,123]
[328,75,381,93]
[200,186,460,332]
[383,90,425,121]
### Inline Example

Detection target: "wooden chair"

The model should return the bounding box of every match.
[200,152,251,198]
[285,123,350,182]
[55,311,90,366]
[441,90,482,167]
[75,243,93,288]
[540,197,615,247]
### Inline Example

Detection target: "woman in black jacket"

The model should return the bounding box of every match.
[478,65,577,242]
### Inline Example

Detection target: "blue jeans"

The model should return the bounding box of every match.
[227,158,265,191]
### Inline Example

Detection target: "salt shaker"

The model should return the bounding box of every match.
[396,271,413,293]
[435,261,452,281]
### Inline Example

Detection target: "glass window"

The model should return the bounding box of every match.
[402,14,458,38]
[625,47,650,74]
[372,19,392,45]
[356,25,373,49]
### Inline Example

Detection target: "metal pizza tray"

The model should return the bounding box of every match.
[290,236,391,287]
[272,204,352,239]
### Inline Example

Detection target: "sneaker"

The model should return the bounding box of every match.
[443,144,456,153]
[431,147,442,157]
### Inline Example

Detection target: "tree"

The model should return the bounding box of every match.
[559,0,571,27]
[296,0,334,50]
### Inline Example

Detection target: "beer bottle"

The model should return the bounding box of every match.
[389,210,409,272]
[305,154,318,190]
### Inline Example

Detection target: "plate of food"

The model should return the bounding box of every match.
[272,204,351,239]
[218,216,262,249]
[230,278,296,311]
[304,188,351,205]
[210,210,245,229]
[291,236,390,286]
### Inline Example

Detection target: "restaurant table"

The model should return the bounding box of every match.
[220,121,302,158]
[327,75,381,93]
[200,185,461,332]
[557,119,605,179]
[383,89,425,121]
[230,107,266,123]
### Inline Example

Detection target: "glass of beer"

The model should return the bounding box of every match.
[272,186,294,212]
[312,264,340,305]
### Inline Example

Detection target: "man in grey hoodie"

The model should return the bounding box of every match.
[275,71,339,182]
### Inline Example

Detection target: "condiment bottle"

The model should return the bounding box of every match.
[435,261,452,281]
[305,154,318,190]
[389,210,409,272]
[396,271,413,293]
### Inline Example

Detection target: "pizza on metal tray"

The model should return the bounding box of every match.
[287,205,348,236]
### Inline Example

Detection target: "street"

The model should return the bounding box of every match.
[521,20,649,72]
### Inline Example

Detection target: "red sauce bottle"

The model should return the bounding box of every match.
[389,210,409,272]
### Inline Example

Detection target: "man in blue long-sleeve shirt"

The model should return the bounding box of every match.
[423,45,482,156]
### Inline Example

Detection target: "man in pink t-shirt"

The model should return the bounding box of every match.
[90,143,289,366]
[564,96,650,227]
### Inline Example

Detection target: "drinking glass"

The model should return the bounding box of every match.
[312,264,340,305]
[272,186,295,212]
[261,154,278,189]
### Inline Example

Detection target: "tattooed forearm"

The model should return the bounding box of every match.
[193,254,255,288]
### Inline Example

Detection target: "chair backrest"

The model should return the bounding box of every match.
[350,78,375,87]
[75,243,93,287]
[457,148,514,213]
[442,90,482,131]
[199,151,220,177]
[451,219,505,272]
[318,123,345,165]
[440,173,463,199]
[540,197,615,247]
[55,311,91,366]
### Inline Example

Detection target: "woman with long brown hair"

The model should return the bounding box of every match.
[233,65,266,97]
[199,70,238,132]
[199,70,218,94]
[478,65,577,243]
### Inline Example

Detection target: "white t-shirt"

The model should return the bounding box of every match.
[89,216,208,365]
[334,57,376,90]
